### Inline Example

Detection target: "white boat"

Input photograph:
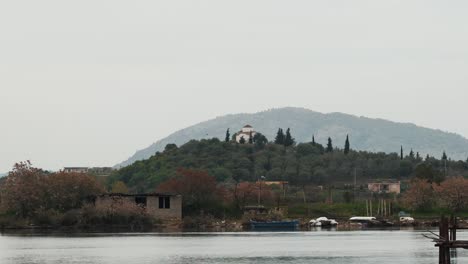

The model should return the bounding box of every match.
[310,217,338,227]
[399,216,415,223]
[349,216,376,223]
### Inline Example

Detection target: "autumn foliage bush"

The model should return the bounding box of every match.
[402,176,468,212]
[156,168,230,216]
[0,161,104,223]
[81,199,153,227]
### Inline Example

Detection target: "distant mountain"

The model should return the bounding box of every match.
[116,107,468,168]
[0,172,7,178]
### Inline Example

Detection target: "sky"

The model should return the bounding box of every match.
[1,0,467,173]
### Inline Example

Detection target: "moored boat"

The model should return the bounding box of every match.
[310,217,339,227]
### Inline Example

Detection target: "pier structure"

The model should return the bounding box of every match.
[428,215,468,264]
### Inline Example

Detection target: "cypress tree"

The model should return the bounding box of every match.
[284,128,295,146]
[312,135,316,145]
[344,135,350,154]
[326,137,333,152]
[409,149,415,159]
[225,128,230,142]
[248,131,253,144]
[274,128,285,145]
[400,146,404,160]
[442,151,448,160]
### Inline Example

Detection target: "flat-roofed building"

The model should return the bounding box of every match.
[368,180,401,194]
[94,193,182,220]
[63,167,89,173]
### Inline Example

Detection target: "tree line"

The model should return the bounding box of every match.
[108,128,468,194]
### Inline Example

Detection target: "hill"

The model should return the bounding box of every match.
[109,139,468,193]
[116,107,468,168]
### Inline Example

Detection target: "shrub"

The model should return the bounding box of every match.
[81,200,153,227]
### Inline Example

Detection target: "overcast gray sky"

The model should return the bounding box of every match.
[1,0,467,172]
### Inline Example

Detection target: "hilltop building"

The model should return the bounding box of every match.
[236,125,257,143]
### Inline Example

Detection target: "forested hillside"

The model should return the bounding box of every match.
[116,107,468,168]
[109,137,468,193]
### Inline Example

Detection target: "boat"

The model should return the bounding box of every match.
[310,217,338,227]
[349,216,376,223]
[250,220,299,230]
[349,216,394,227]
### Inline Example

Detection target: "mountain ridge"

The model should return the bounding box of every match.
[116,107,468,168]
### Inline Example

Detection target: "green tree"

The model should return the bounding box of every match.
[326,137,333,152]
[274,128,285,145]
[344,135,350,154]
[225,128,230,142]
[239,136,246,144]
[400,146,404,160]
[253,133,268,148]
[164,144,178,152]
[248,131,253,144]
[312,135,316,144]
[409,149,415,159]
[284,128,295,146]
[111,181,129,193]
[442,151,448,160]
[413,163,444,184]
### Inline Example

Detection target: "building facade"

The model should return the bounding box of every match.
[63,167,89,173]
[367,180,401,194]
[95,193,182,220]
[235,125,257,143]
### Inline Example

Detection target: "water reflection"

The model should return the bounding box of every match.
[0,230,466,264]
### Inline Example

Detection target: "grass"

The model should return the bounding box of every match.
[288,202,368,219]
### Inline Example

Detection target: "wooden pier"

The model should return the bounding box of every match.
[429,215,468,264]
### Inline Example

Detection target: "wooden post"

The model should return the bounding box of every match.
[439,216,451,264]
[450,214,457,241]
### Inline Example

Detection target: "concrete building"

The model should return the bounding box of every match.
[63,167,115,176]
[63,167,89,173]
[368,180,401,194]
[236,125,257,143]
[95,193,182,220]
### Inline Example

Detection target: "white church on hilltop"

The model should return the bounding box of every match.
[235,125,257,143]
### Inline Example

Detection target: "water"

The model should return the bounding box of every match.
[0,230,466,264]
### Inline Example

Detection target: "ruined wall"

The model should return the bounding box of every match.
[95,195,182,220]
[146,195,182,220]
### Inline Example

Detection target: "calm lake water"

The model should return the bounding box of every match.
[0,230,467,264]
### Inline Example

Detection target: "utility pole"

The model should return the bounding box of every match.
[257,176,265,206]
